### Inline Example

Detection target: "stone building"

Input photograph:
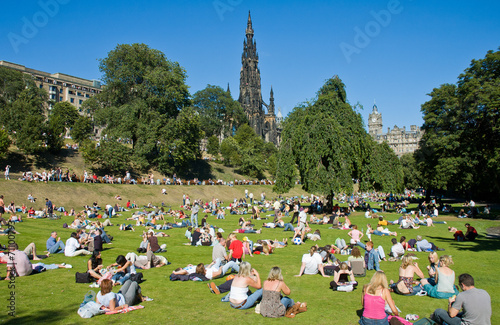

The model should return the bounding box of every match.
[368,104,423,156]
[238,12,280,146]
[0,60,103,138]
[0,60,102,113]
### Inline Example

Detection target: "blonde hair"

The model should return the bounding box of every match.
[263,242,271,255]
[401,255,414,269]
[238,261,252,277]
[339,262,349,271]
[428,252,438,263]
[366,271,388,294]
[439,255,454,267]
[267,266,283,281]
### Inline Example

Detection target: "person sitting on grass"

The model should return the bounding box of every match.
[96,279,152,311]
[430,273,491,325]
[448,226,465,241]
[295,246,329,277]
[420,255,459,299]
[359,271,399,325]
[65,232,91,257]
[464,223,478,241]
[356,240,386,271]
[108,254,136,286]
[389,255,425,295]
[88,250,103,281]
[347,246,365,268]
[3,243,71,280]
[260,266,295,318]
[221,261,263,310]
[330,262,358,292]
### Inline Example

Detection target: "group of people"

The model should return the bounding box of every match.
[0,186,494,323]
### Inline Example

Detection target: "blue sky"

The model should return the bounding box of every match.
[1,0,499,130]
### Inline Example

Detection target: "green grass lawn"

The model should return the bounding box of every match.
[1,184,499,324]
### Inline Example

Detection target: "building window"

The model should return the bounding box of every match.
[50,94,56,99]
[79,99,83,105]
[59,96,63,101]
[86,94,90,98]
[70,98,74,103]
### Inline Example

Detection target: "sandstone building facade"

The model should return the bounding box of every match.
[368,104,423,156]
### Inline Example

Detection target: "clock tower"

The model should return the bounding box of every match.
[368,103,382,137]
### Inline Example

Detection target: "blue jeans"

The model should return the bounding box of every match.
[191,213,198,228]
[33,262,59,270]
[112,272,132,285]
[359,315,389,325]
[281,297,294,309]
[172,221,189,228]
[48,241,65,254]
[229,289,263,310]
[284,223,294,231]
[213,258,240,275]
[432,308,462,325]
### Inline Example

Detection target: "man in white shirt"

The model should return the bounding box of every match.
[65,232,91,257]
[390,238,405,258]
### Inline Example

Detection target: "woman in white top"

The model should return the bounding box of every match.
[295,246,329,277]
[223,261,262,310]
[420,255,459,299]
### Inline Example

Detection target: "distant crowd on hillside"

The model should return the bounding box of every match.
[9,167,279,187]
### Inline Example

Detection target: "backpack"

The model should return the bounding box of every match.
[77,290,104,318]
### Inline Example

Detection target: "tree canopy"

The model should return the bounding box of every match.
[275,76,369,197]
[90,43,197,174]
[192,85,247,138]
[274,76,403,205]
[416,48,500,198]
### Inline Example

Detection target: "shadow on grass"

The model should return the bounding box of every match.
[427,235,500,252]
[4,304,76,324]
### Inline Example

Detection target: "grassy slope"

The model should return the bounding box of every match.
[0,179,499,325]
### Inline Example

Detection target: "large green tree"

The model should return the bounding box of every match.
[192,85,247,138]
[400,153,421,190]
[416,49,500,198]
[158,107,203,175]
[360,141,404,193]
[274,76,374,207]
[93,43,191,170]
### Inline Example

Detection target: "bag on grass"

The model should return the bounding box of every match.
[130,272,144,283]
[76,272,92,283]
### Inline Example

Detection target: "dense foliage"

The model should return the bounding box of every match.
[88,43,202,174]
[416,48,500,198]
[192,85,247,138]
[219,124,277,178]
[274,76,403,205]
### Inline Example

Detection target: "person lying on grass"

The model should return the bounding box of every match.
[96,279,152,311]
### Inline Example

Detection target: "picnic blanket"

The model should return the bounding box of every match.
[103,305,145,314]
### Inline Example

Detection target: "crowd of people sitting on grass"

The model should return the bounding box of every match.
[0,187,493,323]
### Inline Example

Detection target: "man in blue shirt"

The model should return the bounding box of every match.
[46,231,65,254]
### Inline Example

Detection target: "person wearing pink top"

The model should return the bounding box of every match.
[360,271,399,325]
[348,225,364,245]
